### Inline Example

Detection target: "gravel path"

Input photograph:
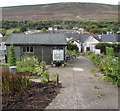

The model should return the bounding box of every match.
[46,56,118,109]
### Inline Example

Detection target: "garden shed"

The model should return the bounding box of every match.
[5,33,67,64]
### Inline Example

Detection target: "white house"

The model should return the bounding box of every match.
[82,35,100,52]
[67,38,82,52]
[65,32,82,52]
[65,32,119,53]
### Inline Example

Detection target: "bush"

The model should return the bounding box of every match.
[8,44,16,66]
[17,57,40,73]
[20,26,27,32]
[95,43,120,56]
[95,43,112,54]
[67,42,79,53]
[13,30,20,33]
[2,70,31,95]
[85,51,120,87]
[67,50,78,57]
[17,57,46,76]
[106,47,114,57]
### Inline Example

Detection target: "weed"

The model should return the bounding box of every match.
[93,85,100,89]
[98,93,105,98]
[93,73,99,77]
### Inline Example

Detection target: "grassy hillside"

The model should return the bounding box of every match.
[2,2,118,21]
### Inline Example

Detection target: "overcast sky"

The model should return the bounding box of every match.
[0,0,119,7]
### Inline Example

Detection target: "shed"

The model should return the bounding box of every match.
[5,33,67,64]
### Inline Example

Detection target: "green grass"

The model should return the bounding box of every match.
[6,28,20,35]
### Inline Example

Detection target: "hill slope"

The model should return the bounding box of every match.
[2,2,118,21]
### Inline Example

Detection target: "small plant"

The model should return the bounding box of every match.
[101,76,112,82]
[86,50,119,87]
[8,44,16,66]
[17,57,41,73]
[90,69,98,73]
[0,64,8,70]
[41,72,50,83]
[93,85,100,89]
[98,92,105,98]
[41,72,59,84]
[40,61,46,72]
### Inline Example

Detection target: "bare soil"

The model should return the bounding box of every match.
[2,73,61,110]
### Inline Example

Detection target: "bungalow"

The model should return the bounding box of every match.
[65,32,119,53]
[65,32,82,52]
[81,35,101,52]
[81,34,118,52]
[5,33,67,64]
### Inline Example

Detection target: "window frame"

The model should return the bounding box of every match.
[23,46,34,53]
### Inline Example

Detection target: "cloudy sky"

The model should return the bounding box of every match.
[0,0,119,7]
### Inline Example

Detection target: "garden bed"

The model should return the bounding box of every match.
[2,82,61,110]
[16,72,41,78]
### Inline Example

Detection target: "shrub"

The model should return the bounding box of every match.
[95,43,120,56]
[106,47,114,57]
[41,72,59,84]
[67,50,78,57]
[2,70,31,95]
[85,51,120,87]
[67,42,79,53]
[17,57,39,73]
[95,43,112,54]
[13,30,20,33]
[8,44,16,66]
[84,51,92,57]
[41,72,50,83]
[20,26,27,32]
[17,57,46,76]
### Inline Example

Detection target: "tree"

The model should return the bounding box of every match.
[67,42,79,53]
[20,26,27,32]
[112,27,119,33]
[8,44,16,66]
[41,28,48,33]
[0,29,6,36]
[106,47,114,57]
[13,30,20,33]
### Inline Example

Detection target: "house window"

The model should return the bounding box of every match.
[27,47,29,52]
[23,47,26,52]
[23,46,34,53]
[30,46,33,52]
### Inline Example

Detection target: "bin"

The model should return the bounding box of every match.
[9,66,17,74]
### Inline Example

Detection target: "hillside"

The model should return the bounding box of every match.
[2,2,118,21]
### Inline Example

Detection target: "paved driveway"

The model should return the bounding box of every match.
[46,56,118,109]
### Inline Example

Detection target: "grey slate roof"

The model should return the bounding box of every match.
[65,33,80,40]
[101,34,117,42]
[6,33,67,45]
[81,34,118,42]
